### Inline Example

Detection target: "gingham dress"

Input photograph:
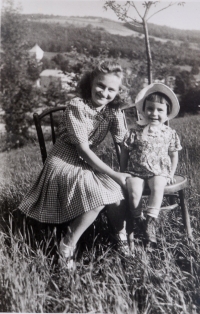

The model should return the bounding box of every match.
[18,97,127,224]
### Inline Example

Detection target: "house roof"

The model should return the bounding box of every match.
[40,69,65,77]
[29,44,44,53]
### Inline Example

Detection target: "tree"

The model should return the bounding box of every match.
[1,0,41,149]
[174,70,194,95]
[104,1,185,84]
[191,64,199,75]
[179,88,200,114]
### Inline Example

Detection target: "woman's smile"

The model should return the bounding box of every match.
[91,73,121,109]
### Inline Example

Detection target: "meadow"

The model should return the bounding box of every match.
[0,114,200,313]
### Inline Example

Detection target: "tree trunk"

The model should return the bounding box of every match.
[143,18,152,84]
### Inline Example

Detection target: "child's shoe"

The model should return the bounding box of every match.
[145,216,157,244]
[59,238,75,269]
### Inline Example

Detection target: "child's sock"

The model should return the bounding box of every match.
[146,207,160,219]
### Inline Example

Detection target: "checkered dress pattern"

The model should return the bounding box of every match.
[19,98,127,224]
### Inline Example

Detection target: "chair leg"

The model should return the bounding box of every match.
[179,190,193,240]
[169,194,176,205]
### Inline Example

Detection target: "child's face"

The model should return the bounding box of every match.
[91,73,121,109]
[143,101,168,126]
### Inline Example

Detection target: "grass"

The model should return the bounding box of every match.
[0,114,200,313]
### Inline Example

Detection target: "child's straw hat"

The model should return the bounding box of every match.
[135,83,180,121]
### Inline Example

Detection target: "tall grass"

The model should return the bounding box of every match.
[0,115,200,313]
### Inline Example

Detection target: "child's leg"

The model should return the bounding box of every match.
[126,177,145,218]
[147,176,167,218]
[146,176,167,244]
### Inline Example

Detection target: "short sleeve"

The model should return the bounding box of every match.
[64,98,88,145]
[123,129,136,151]
[110,109,127,143]
[168,130,182,152]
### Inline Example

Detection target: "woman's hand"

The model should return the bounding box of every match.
[112,172,132,189]
[167,175,176,185]
[76,143,132,189]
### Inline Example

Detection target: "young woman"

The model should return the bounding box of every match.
[18,61,132,268]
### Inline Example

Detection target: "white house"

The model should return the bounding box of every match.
[39,69,76,91]
[29,44,44,62]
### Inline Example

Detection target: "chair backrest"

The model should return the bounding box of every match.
[33,106,66,164]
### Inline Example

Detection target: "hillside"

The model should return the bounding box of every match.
[23,14,200,50]
[24,15,139,36]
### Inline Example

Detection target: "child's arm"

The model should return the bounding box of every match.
[168,151,179,184]
[120,145,129,172]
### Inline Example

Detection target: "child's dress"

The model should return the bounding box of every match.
[123,123,182,179]
[18,97,127,224]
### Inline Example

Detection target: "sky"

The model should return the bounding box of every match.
[4,0,200,31]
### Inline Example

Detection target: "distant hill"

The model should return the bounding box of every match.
[24,14,139,36]
[21,13,200,71]
[23,14,200,49]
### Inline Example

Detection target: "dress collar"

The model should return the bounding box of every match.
[141,123,165,141]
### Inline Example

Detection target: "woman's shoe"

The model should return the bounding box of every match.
[59,238,75,269]
[110,233,131,256]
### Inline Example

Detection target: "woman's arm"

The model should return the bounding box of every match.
[168,151,178,184]
[76,142,131,189]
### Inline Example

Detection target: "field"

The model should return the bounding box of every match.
[0,114,200,313]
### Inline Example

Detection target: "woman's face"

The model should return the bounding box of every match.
[91,73,121,109]
[143,101,168,126]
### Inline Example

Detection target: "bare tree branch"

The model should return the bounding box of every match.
[104,1,142,26]
[146,2,179,21]
[143,2,153,20]
[129,2,143,19]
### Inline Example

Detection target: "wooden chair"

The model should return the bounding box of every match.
[33,106,67,164]
[33,106,193,241]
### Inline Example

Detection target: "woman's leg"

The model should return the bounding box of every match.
[146,176,167,244]
[106,199,127,240]
[126,177,145,217]
[63,206,104,247]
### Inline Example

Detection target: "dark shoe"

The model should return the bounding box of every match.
[110,233,132,257]
[145,216,157,244]
[132,216,146,238]
[119,240,132,257]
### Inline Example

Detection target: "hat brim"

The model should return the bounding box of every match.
[135,83,180,120]
[119,83,180,121]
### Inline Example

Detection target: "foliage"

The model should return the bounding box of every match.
[41,56,57,71]
[179,88,200,114]
[44,80,76,107]
[1,1,42,150]
[174,70,195,95]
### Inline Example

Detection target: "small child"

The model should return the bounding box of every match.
[120,83,182,247]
